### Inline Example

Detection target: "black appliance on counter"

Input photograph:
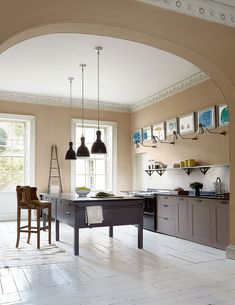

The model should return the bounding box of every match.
[132,191,157,232]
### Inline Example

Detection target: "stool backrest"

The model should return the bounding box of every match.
[16,185,39,208]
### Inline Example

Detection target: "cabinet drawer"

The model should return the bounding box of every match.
[157,216,175,236]
[158,203,175,218]
[158,196,176,205]
[57,199,75,227]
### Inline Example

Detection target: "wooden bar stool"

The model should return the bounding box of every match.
[16,186,51,249]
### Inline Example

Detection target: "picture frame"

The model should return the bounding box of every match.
[218,104,229,127]
[152,122,165,140]
[197,106,215,129]
[179,112,195,135]
[166,118,177,136]
[143,126,152,141]
[132,128,143,144]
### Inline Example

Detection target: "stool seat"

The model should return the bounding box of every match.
[16,186,51,249]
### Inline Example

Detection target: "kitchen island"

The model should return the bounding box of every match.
[40,193,144,255]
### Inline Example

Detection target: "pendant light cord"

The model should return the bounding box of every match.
[97,47,100,130]
[68,77,74,141]
[81,65,84,136]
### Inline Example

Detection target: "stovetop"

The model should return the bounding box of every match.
[130,189,171,197]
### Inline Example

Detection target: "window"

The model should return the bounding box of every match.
[73,120,116,193]
[0,114,35,192]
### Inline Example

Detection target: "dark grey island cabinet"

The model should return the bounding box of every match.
[157,195,229,250]
[40,193,144,255]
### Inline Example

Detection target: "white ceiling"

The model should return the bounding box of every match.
[0,33,201,109]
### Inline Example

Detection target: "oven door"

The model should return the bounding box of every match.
[143,197,157,232]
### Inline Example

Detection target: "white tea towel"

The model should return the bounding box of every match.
[85,206,103,225]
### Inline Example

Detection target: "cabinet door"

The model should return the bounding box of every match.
[175,197,188,239]
[212,201,229,250]
[188,198,213,246]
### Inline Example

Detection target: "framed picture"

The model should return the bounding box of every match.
[218,104,229,127]
[197,107,215,129]
[132,128,142,144]
[143,126,152,141]
[152,122,165,140]
[166,118,177,136]
[179,112,195,134]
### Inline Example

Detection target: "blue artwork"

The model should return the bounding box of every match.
[219,105,229,126]
[132,129,142,144]
[143,127,151,141]
[198,108,214,129]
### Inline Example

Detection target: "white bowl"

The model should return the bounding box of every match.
[76,188,90,197]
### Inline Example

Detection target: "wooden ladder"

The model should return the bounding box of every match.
[48,145,63,193]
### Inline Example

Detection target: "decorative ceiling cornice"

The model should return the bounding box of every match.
[0,91,131,113]
[131,71,208,112]
[0,71,208,113]
[138,0,235,28]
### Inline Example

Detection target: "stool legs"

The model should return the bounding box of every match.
[37,208,41,249]
[16,207,21,248]
[27,209,31,244]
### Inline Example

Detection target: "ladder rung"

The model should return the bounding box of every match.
[48,145,63,193]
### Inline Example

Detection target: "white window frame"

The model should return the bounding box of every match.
[0,113,35,192]
[71,119,117,194]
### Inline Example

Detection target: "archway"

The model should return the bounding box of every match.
[0,0,234,257]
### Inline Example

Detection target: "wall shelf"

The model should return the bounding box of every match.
[145,164,229,177]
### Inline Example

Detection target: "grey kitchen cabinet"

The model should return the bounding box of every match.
[157,195,176,236]
[157,195,188,239]
[188,198,213,246]
[212,200,229,250]
[157,195,229,250]
[175,197,189,239]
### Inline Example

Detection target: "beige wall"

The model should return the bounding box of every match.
[131,79,229,167]
[0,100,131,193]
[0,0,235,249]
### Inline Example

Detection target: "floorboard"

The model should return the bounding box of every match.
[0,221,234,305]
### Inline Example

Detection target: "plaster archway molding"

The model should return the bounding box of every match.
[0,0,234,256]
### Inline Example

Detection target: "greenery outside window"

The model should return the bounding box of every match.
[0,114,35,192]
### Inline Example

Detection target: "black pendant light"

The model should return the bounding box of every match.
[77,64,90,157]
[65,77,77,160]
[91,46,107,154]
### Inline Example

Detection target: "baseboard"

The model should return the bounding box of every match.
[226,244,235,259]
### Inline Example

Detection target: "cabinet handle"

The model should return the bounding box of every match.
[196,199,202,202]
[220,201,227,205]
[163,217,168,220]
[66,212,71,215]
[179,198,184,201]
[163,204,168,207]
[164,196,168,200]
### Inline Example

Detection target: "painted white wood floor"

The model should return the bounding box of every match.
[1,221,235,305]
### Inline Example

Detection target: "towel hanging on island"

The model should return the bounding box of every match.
[85,206,104,225]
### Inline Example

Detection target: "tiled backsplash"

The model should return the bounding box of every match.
[147,166,230,193]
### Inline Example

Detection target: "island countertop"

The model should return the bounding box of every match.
[41,192,143,202]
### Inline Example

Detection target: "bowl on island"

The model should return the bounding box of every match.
[76,187,90,197]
